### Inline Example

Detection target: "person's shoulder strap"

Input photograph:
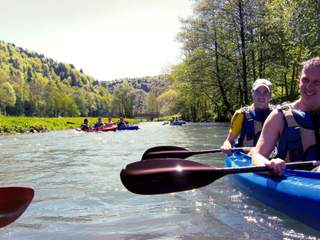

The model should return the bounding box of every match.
[240,105,251,114]
[277,102,291,111]
[277,102,296,127]
[240,105,253,120]
[268,104,277,110]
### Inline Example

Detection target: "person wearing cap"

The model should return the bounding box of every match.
[252,57,320,175]
[220,78,273,154]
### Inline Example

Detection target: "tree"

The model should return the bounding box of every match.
[0,82,16,114]
[111,81,136,117]
[158,89,178,115]
[145,92,159,115]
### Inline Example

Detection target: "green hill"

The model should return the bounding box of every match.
[0,40,113,117]
[0,40,173,118]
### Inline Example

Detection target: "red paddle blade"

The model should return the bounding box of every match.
[120,159,225,195]
[0,187,34,228]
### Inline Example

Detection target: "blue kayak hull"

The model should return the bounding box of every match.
[170,120,186,126]
[117,125,139,130]
[225,152,320,230]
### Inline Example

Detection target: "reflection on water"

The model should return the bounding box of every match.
[0,122,319,239]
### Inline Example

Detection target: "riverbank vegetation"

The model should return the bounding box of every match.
[0,116,139,134]
[0,0,319,124]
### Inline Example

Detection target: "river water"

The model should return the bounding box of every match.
[0,122,319,239]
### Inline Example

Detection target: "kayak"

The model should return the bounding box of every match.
[96,126,117,132]
[170,121,186,126]
[75,126,117,132]
[225,152,320,231]
[117,125,139,130]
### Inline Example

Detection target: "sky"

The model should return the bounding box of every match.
[0,0,193,81]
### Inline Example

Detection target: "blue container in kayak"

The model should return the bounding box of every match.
[117,125,139,130]
[225,152,320,231]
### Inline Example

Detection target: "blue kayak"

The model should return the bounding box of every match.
[170,120,186,126]
[117,125,139,130]
[225,152,320,230]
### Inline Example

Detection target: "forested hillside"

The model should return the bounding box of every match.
[102,75,170,94]
[0,41,173,118]
[101,75,173,117]
[0,40,112,117]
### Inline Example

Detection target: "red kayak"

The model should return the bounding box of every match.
[75,126,117,132]
[97,126,117,132]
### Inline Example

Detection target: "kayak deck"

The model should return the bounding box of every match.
[225,152,320,231]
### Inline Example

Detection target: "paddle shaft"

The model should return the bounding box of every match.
[222,160,320,174]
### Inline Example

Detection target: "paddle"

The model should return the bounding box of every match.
[141,146,252,160]
[0,186,34,228]
[120,158,320,195]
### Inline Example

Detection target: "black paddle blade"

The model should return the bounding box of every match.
[142,150,196,160]
[141,146,191,160]
[120,159,226,195]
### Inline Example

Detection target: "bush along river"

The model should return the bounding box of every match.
[0,122,319,239]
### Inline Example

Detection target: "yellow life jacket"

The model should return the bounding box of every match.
[237,106,273,147]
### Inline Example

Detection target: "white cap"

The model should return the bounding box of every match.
[252,79,272,92]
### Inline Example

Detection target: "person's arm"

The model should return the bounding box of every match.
[221,132,238,154]
[252,109,286,175]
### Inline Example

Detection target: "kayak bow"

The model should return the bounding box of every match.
[225,152,320,231]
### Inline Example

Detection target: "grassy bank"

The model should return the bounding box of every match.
[0,116,140,134]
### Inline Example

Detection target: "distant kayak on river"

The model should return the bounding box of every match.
[170,120,186,126]
[75,125,117,132]
[117,125,139,130]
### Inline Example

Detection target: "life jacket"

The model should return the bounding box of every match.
[94,122,104,129]
[81,124,89,131]
[237,106,273,147]
[117,121,127,128]
[277,104,320,161]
